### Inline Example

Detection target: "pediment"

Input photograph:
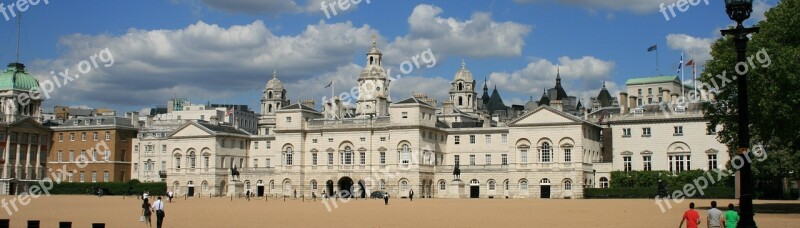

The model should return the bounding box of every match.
[510,106,580,125]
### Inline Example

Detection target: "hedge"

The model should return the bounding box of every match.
[33,179,166,196]
[584,187,735,199]
[609,170,734,189]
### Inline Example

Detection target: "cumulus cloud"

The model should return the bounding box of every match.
[382,4,532,65]
[666,33,713,66]
[514,0,681,13]
[192,0,301,14]
[488,56,616,104]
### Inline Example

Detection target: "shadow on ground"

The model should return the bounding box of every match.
[697,202,800,214]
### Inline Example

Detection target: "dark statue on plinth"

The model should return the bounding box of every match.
[453,161,461,179]
[231,167,240,181]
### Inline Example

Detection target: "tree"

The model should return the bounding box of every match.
[701,0,800,199]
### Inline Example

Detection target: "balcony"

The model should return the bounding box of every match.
[158,170,167,178]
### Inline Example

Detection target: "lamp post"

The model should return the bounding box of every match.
[721,0,759,227]
[592,169,596,188]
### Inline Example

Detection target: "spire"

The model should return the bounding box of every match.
[556,67,562,85]
[483,78,488,91]
[602,80,606,88]
[371,33,377,48]
[272,69,277,79]
[461,59,466,69]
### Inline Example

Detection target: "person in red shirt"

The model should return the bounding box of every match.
[680,202,702,228]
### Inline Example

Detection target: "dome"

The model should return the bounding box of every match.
[454,60,473,82]
[266,70,284,91]
[367,46,383,56]
[0,63,40,91]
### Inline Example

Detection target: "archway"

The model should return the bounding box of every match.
[338,177,354,198]
[358,180,367,198]
[326,180,334,197]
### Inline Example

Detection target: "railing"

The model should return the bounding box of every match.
[435,164,509,173]
[307,117,390,128]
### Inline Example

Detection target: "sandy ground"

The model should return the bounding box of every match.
[0,195,798,227]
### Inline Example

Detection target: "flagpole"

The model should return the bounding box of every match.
[656,48,660,75]
[681,52,685,97]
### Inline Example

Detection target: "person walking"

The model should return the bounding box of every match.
[679,202,701,228]
[141,198,152,227]
[167,190,174,202]
[151,196,166,228]
[383,192,389,205]
[721,204,739,228]
[409,189,414,202]
[246,190,251,201]
[707,201,723,228]
[143,191,149,201]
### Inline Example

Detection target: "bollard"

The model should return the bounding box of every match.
[91,223,105,228]
[58,221,72,228]
[0,219,8,228]
[27,220,40,228]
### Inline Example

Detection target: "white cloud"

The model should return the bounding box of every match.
[382,4,532,65]
[514,0,682,13]
[751,0,772,22]
[488,56,615,104]
[666,33,713,66]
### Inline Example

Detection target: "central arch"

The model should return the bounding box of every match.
[338,177,354,198]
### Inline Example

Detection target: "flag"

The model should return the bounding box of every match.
[647,45,657,52]
[226,107,233,116]
[676,54,683,75]
[325,81,333,88]
[685,59,695,66]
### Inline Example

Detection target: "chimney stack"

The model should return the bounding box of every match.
[628,95,637,111]
[302,99,315,108]
[619,92,628,114]
[662,89,671,103]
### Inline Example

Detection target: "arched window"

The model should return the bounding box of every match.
[504,180,509,190]
[564,179,572,190]
[519,180,528,191]
[269,180,275,190]
[470,179,479,185]
[400,180,408,191]
[202,181,208,191]
[311,180,318,190]
[600,177,609,188]
[458,82,464,91]
[439,180,446,190]
[173,181,180,192]
[540,178,551,185]
[458,96,463,106]
[245,181,251,190]
[285,147,293,166]
[343,146,353,165]
[268,104,273,113]
[540,142,552,163]
[400,144,411,164]
[379,180,386,190]
[188,151,196,169]
[370,56,374,65]
[268,91,273,99]
[488,180,496,190]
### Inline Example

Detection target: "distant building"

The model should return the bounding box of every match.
[54,106,96,121]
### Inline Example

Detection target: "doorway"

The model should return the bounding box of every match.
[338,177,354,198]
[540,178,551,199]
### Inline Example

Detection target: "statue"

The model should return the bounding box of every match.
[452,161,461,179]
[231,166,240,181]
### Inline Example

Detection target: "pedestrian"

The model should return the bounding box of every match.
[246,190,251,201]
[141,198,152,227]
[409,189,414,202]
[151,196,166,228]
[707,201,723,228]
[721,204,739,228]
[143,191,149,201]
[167,190,174,202]
[680,202,701,228]
[383,192,389,205]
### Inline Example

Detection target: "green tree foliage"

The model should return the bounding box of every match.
[701,0,800,199]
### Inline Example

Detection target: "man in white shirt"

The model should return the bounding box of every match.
[151,196,166,228]
[143,191,149,200]
[707,201,723,228]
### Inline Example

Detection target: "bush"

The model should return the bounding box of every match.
[585,187,734,199]
[33,179,166,196]
[609,170,733,189]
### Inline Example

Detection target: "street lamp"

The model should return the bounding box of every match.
[721,0,759,227]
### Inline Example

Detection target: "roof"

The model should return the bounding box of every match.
[395,97,431,106]
[266,70,285,91]
[0,63,40,91]
[538,90,550,106]
[197,122,251,135]
[486,87,507,114]
[597,83,613,107]
[282,103,318,112]
[625,75,679,85]
[453,60,474,82]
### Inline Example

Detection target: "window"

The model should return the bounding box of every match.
[439,181,446,190]
[254,142,259,149]
[674,126,683,136]
[175,157,181,169]
[469,155,476,165]
[265,158,271,168]
[57,151,63,162]
[520,180,528,191]
[58,133,63,142]
[91,171,97,183]
[343,147,353,165]
[539,142,551,163]
[623,156,632,172]
[469,135,476,144]
[79,172,85,183]
[103,171,109,182]
[188,152,196,169]
[162,161,167,171]
[402,112,408,118]
[360,137,365,142]
[642,127,651,137]
[622,128,631,137]
[454,136,460,145]
[501,154,508,165]
[204,157,209,169]
[311,181,317,190]
[81,132,86,141]
[286,117,292,122]
[485,154,491,165]
[379,180,386,190]
[600,177,609,188]
[312,153,318,166]
[637,88,642,95]
[488,180,496,190]
[643,156,652,171]
[454,155,460,165]
[400,145,411,164]
[70,133,75,141]
[485,135,491,144]
[380,152,386,164]
[708,155,718,170]
[327,153,334,165]
[648,88,652,94]
[285,148,293,166]
[93,132,98,141]
[69,150,75,162]
[669,155,691,174]
[134,145,139,153]
[253,159,259,168]
[520,149,528,163]
[400,181,408,191]
[380,137,386,142]
[501,134,508,144]
[266,141,271,149]
[104,150,110,161]
[360,152,366,165]
[105,131,110,140]
[564,180,572,190]
[328,138,333,143]
[312,139,318,144]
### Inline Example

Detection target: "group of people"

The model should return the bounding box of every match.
[140,191,170,228]
[680,201,740,228]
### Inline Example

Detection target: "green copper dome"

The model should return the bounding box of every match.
[0,63,41,91]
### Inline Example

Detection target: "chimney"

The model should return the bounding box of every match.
[662,89,671,103]
[131,112,140,128]
[210,116,219,125]
[671,93,679,103]
[551,100,563,111]
[619,92,628,114]
[442,101,454,115]
[302,99,315,108]
[145,116,153,127]
[628,95,637,111]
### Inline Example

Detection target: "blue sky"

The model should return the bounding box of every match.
[0,0,776,113]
